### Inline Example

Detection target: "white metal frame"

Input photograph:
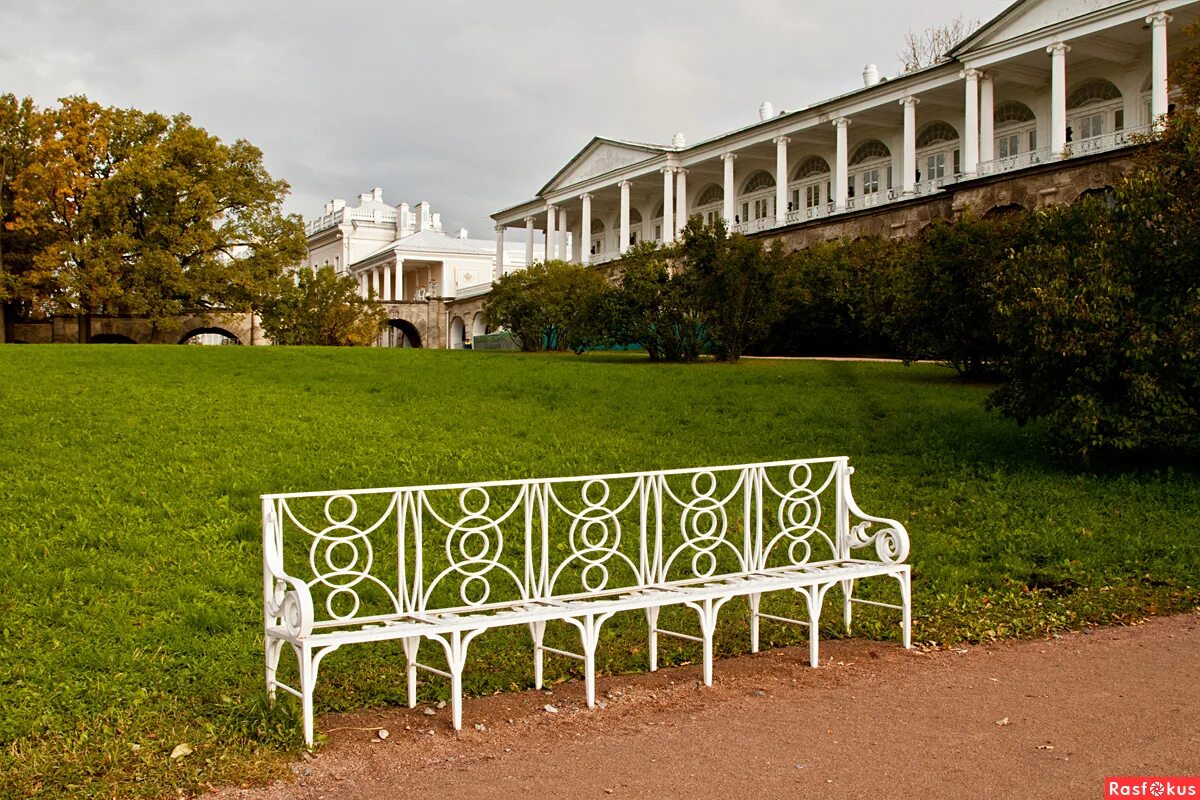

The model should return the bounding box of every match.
[262,457,911,746]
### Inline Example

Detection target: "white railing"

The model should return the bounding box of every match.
[1068,123,1153,158]
[977,148,1053,177]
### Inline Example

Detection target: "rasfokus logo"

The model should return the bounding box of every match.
[1106,777,1200,797]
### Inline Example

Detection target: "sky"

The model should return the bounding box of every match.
[1,0,1007,238]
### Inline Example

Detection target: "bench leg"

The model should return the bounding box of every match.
[841,578,856,634]
[565,612,615,708]
[748,593,762,654]
[895,568,912,649]
[265,635,284,703]
[644,606,660,672]
[528,621,547,689]
[401,637,420,708]
[430,629,483,732]
[298,643,340,749]
[685,596,731,687]
[799,587,822,668]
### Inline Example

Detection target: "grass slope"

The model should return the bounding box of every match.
[1,346,1197,798]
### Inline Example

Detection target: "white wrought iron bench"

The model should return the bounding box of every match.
[262,458,911,746]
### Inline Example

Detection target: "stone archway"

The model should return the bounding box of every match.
[449,316,466,349]
[385,319,422,348]
[90,333,137,344]
[178,326,242,345]
[471,312,488,339]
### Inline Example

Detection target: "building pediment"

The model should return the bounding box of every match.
[539,138,667,195]
[954,0,1130,54]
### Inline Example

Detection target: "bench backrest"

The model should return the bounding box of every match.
[262,458,859,631]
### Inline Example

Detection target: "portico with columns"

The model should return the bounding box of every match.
[493,0,1194,257]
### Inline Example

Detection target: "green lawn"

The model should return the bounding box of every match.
[2,346,1198,798]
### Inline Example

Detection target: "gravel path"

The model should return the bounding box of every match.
[216,612,1200,799]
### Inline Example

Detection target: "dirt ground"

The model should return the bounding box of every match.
[216,612,1200,799]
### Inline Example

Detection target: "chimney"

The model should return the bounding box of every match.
[758,101,773,121]
[457,228,468,240]
[431,212,442,232]
[398,202,411,235]
[672,132,686,148]
[359,191,372,204]
[416,201,431,231]
[863,64,880,87]
[372,187,383,202]
[331,198,346,212]
[323,201,333,215]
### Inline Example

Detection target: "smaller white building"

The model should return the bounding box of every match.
[304,187,529,301]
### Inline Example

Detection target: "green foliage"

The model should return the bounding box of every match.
[603,242,703,362]
[483,259,608,352]
[889,212,1032,376]
[2,346,1198,798]
[987,25,1200,459]
[259,266,386,346]
[676,217,783,362]
[0,94,304,328]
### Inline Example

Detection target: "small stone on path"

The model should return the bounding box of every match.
[544,704,558,714]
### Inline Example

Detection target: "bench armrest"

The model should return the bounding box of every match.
[842,468,910,564]
[265,569,314,640]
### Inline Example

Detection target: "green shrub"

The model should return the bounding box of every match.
[483,260,608,352]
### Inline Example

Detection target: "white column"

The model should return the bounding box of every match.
[961,68,981,176]
[544,205,556,261]
[358,272,367,298]
[1148,12,1172,130]
[396,260,404,301]
[619,180,631,254]
[661,168,675,243]
[375,267,384,299]
[524,216,535,264]
[382,262,392,301]
[900,96,918,195]
[1048,42,1070,155]
[773,136,789,224]
[494,227,505,282]
[721,153,736,225]
[441,262,455,299]
[979,73,995,163]
[580,193,592,265]
[833,117,850,211]
[557,207,568,262]
[675,168,688,237]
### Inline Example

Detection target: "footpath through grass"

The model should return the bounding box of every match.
[1,346,1198,798]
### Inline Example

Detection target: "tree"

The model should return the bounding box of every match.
[4,95,304,338]
[482,260,609,353]
[986,25,1200,458]
[677,217,782,362]
[604,242,703,362]
[897,16,980,73]
[0,94,50,340]
[259,266,385,346]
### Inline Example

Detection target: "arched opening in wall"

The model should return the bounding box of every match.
[1139,72,1181,124]
[915,122,959,185]
[384,319,421,348]
[694,184,724,227]
[984,203,1027,218]
[1066,78,1123,144]
[1077,186,1117,209]
[449,316,466,349]
[627,207,644,247]
[848,140,891,204]
[737,170,776,225]
[90,333,137,344]
[993,101,1037,162]
[179,327,241,345]
[788,155,830,216]
[472,313,488,339]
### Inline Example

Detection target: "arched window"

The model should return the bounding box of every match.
[915,123,959,182]
[994,101,1035,125]
[738,171,776,224]
[993,101,1037,160]
[629,207,643,224]
[848,140,891,198]
[589,218,606,257]
[742,170,776,193]
[591,217,605,232]
[1067,78,1123,140]
[696,184,724,206]
[849,140,890,166]
[789,156,831,213]
[792,155,830,181]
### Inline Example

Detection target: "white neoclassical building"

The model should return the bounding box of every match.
[491,0,1195,262]
[305,187,529,303]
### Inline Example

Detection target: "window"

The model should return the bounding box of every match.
[1067,78,1123,142]
[696,184,724,206]
[916,121,958,149]
[792,156,830,181]
[806,183,825,208]
[742,171,776,192]
[849,140,890,166]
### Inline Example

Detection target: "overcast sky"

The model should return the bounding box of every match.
[1,0,1006,237]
